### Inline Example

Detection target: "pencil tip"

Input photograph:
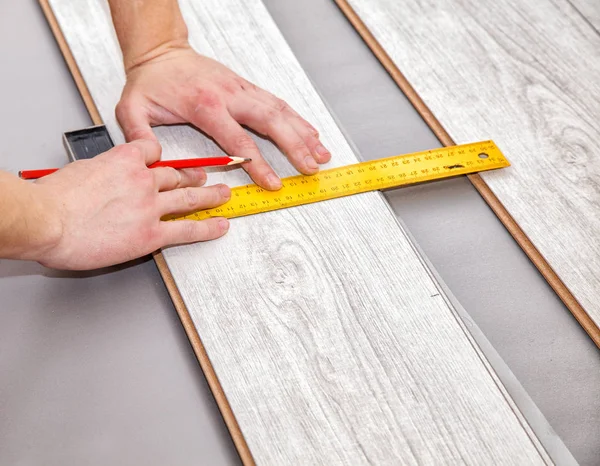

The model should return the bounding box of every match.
[244,158,252,162]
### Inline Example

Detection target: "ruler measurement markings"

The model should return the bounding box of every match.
[177,141,508,221]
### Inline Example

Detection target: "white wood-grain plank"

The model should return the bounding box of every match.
[345,0,600,334]
[569,0,600,32]
[48,0,552,463]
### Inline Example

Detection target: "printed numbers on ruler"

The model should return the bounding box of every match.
[177,140,509,221]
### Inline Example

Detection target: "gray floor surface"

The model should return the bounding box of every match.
[0,0,598,465]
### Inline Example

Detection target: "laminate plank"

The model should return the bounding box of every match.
[47,0,552,463]
[343,0,600,341]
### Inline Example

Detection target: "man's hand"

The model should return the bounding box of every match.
[107,0,331,189]
[29,140,230,270]
[115,47,332,191]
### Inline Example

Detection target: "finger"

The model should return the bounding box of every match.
[178,167,208,187]
[242,153,283,191]
[158,183,231,216]
[239,79,322,138]
[160,217,230,246]
[125,139,162,166]
[153,167,207,192]
[287,117,331,164]
[115,95,158,142]
[250,90,331,164]
[189,107,282,190]
[253,87,306,121]
[238,78,309,119]
[262,94,331,163]
[229,97,320,176]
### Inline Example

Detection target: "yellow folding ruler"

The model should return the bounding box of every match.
[175,140,508,221]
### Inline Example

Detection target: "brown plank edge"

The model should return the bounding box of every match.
[333,0,600,349]
[37,1,255,464]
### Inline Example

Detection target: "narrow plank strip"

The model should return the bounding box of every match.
[45,0,552,463]
[38,2,254,463]
[339,0,600,345]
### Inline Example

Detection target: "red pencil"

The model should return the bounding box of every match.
[18,156,251,180]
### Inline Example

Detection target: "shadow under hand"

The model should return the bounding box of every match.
[0,255,153,280]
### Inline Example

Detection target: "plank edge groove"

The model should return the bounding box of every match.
[153,252,254,466]
[333,0,600,349]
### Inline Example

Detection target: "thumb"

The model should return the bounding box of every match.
[115,96,157,142]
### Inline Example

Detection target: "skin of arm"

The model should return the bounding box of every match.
[0,140,230,270]
[0,171,61,263]
[107,0,332,191]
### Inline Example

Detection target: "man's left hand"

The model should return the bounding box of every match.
[115,46,332,191]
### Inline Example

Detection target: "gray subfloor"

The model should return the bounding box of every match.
[0,0,599,465]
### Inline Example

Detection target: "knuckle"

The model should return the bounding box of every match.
[182,187,199,208]
[112,145,145,166]
[181,222,199,243]
[290,141,310,155]
[204,220,219,239]
[221,79,241,95]
[274,98,290,113]
[232,134,256,151]
[205,187,218,204]
[136,169,154,186]
[145,139,162,157]
[304,122,319,137]
[193,168,207,184]
[238,78,258,92]
[182,167,206,186]
[115,98,133,121]
[212,186,225,203]
[127,128,149,141]
[166,167,180,185]
[124,143,143,159]
[111,143,133,157]
[141,225,161,247]
[194,89,222,111]
[263,108,281,124]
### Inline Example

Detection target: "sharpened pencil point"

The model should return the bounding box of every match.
[227,156,253,165]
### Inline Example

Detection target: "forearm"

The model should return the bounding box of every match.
[108,0,189,71]
[0,172,59,261]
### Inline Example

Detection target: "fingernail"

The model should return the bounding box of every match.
[267,173,282,189]
[305,155,318,170]
[315,145,330,157]
[219,219,230,231]
[219,184,231,199]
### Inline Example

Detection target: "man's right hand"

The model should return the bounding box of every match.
[31,139,231,270]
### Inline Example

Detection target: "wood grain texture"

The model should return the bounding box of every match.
[343,0,600,342]
[569,0,600,32]
[333,0,600,350]
[47,0,552,463]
